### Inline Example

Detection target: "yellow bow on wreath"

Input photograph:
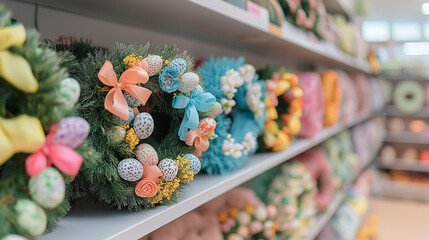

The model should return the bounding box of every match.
[0,24,38,93]
[0,115,46,165]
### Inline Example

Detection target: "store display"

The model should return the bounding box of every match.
[350,74,370,115]
[401,147,418,165]
[387,117,405,135]
[337,71,358,123]
[393,81,425,114]
[409,120,426,133]
[380,145,397,166]
[320,70,342,127]
[369,77,385,112]
[419,150,429,162]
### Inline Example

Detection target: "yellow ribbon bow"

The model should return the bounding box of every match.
[0,24,38,93]
[0,115,46,165]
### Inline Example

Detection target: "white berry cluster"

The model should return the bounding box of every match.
[222,132,257,159]
[242,132,256,155]
[246,82,265,118]
[238,64,256,84]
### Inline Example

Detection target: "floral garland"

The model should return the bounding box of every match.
[198,57,267,174]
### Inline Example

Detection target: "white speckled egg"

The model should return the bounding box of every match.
[14,199,47,236]
[1,234,28,240]
[197,118,216,135]
[158,159,178,181]
[59,78,80,110]
[29,167,65,209]
[190,85,204,98]
[144,55,163,76]
[135,143,158,166]
[117,158,143,182]
[202,102,223,118]
[124,92,142,108]
[168,58,187,74]
[109,126,126,143]
[115,106,135,125]
[178,72,199,93]
[133,112,154,139]
[52,117,90,149]
[183,154,201,175]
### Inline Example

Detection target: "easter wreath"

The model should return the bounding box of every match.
[197,57,266,175]
[257,66,303,152]
[70,43,216,210]
[0,6,93,239]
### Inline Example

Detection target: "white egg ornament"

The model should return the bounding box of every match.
[183,154,201,175]
[203,102,223,118]
[59,78,80,110]
[197,118,217,135]
[158,159,178,181]
[29,167,65,208]
[109,126,126,143]
[14,199,47,236]
[133,112,154,139]
[52,117,90,149]
[1,234,28,240]
[178,72,199,93]
[144,55,163,76]
[135,143,158,166]
[124,92,142,108]
[168,58,187,74]
[117,158,144,182]
[115,106,135,125]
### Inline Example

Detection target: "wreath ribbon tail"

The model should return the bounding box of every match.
[0,51,38,93]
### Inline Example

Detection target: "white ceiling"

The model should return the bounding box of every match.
[367,0,429,23]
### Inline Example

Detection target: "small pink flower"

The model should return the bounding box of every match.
[264,229,274,238]
[249,221,263,234]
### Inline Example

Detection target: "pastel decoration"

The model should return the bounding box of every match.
[184,154,201,174]
[117,158,143,182]
[168,58,187,74]
[135,143,158,166]
[14,199,47,236]
[158,159,178,181]
[320,70,342,127]
[185,118,217,157]
[133,112,154,139]
[426,83,429,106]
[29,167,65,208]
[0,115,46,165]
[350,74,370,114]
[202,101,223,119]
[124,91,142,108]
[393,81,425,114]
[115,106,135,125]
[387,117,405,136]
[58,77,81,110]
[1,235,27,240]
[109,126,126,143]
[178,72,199,93]
[142,165,163,183]
[401,148,418,165]
[190,84,204,98]
[197,118,217,135]
[419,150,429,162]
[52,117,90,149]
[98,60,152,121]
[159,66,181,93]
[380,145,396,166]
[410,120,426,133]
[337,71,358,123]
[144,55,163,77]
[135,178,158,197]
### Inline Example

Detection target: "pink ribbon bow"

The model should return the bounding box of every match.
[26,125,83,177]
[265,72,280,107]
[98,60,152,121]
[184,130,210,157]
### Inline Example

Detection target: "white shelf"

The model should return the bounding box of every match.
[13,0,372,74]
[384,132,429,144]
[383,105,429,118]
[376,158,429,173]
[39,112,376,240]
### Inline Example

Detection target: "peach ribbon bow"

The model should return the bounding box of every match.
[184,130,210,157]
[98,60,152,121]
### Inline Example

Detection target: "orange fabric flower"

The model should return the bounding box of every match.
[135,178,158,198]
[218,211,228,223]
[229,208,239,218]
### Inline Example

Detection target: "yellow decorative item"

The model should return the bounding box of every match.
[320,70,342,127]
[0,115,46,165]
[0,24,38,93]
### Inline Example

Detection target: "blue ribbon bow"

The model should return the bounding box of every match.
[173,92,216,140]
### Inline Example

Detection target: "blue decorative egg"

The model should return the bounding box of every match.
[178,72,199,93]
[184,154,201,175]
[168,58,187,74]
[117,158,143,182]
[124,92,142,108]
[115,106,134,125]
[52,117,90,149]
[133,112,154,139]
[158,159,178,181]
[190,85,204,98]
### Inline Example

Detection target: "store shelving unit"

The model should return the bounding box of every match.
[383,105,429,118]
[377,178,429,202]
[384,132,429,144]
[376,158,429,173]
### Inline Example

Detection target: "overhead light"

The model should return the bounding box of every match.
[362,21,390,42]
[422,3,429,15]
[403,42,429,55]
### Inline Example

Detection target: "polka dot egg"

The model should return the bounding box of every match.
[52,117,90,149]
[14,199,47,236]
[158,159,178,181]
[124,92,142,108]
[117,158,143,182]
[197,118,216,135]
[144,55,163,76]
[178,72,199,93]
[109,126,126,143]
[135,143,158,166]
[29,167,65,209]
[115,106,135,125]
[184,154,201,175]
[133,112,154,139]
[203,102,223,118]
[1,234,28,240]
[190,84,204,98]
[59,78,80,110]
[168,58,187,74]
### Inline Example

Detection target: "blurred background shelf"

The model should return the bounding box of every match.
[384,132,429,144]
[324,0,357,19]
[383,105,429,118]
[376,178,429,202]
[376,158,429,173]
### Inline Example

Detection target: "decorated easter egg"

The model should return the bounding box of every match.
[124,92,142,108]
[203,102,223,118]
[135,143,158,166]
[197,118,216,135]
[190,84,204,98]
[59,78,80,110]
[178,72,199,93]
[158,159,178,181]
[168,58,187,74]
[109,126,126,143]
[14,199,47,236]
[144,55,163,77]
[133,112,154,139]
[29,167,65,208]
[184,154,201,175]
[52,117,90,149]
[117,158,143,182]
[115,106,135,125]
[1,235,28,240]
